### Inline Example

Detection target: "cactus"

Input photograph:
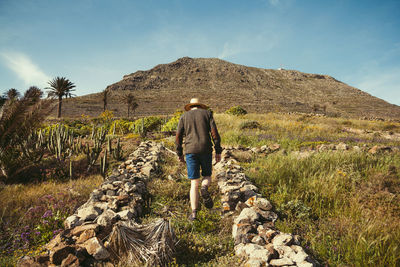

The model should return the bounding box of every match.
[69,160,73,178]
[85,126,107,172]
[100,149,107,178]
[112,138,123,160]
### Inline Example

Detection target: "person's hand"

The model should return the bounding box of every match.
[215,154,221,163]
[179,155,186,163]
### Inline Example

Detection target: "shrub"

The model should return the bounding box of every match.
[109,119,134,135]
[226,106,247,116]
[162,110,183,132]
[132,116,163,134]
[239,120,261,130]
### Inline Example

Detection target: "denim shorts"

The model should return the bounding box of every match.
[185,153,212,179]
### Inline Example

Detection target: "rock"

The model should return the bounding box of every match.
[71,224,99,237]
[269,143,280,152]
[83,237,110,260]
[46,233,62,250]
[297,261,314,267]
[234,208,259,224]
[235,243,272,261]
[251,235,266,245]
[64,215,81,229]
[50,245,76,265]
[106,190,116,196]
[289,245,309,263]
[245,196,272,211]
[61,254,79,267]
[269,257,294,266]
[77,206,101,222]
[232,222,255,244]
[102,183,115,191]
[235,201,249,213]
[97,210,119,227]
[76,229,96,244]
[256,209,278,222]
[117,209,135,220]
[141,165,153,177]
[336,142,348,150]
[368,145,391,154]
[272,233,294,247]
[90,189,104,200]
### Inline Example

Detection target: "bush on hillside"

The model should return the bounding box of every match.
[226,106,247,116]
[131,116,163,134]
[162,110,183,132]
[239,120,261,130]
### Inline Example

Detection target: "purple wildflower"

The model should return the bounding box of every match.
[42,210,53,218]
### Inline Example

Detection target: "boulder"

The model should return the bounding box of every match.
[97,210,119,227]
[245,196,272,211]
[76,229,96,244]
[272,233,294,247]
[269,257,294,266]
[71,223,99,237]
[82,237,110,260]
[61,254,79,267]
[117,209,135,220]
[64,215,81,229]
[234,208,259,224]
[336,142,348,150]
[50,244,76,265]
[77,206,101,222]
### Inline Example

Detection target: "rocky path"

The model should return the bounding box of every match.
[18,141,165,266]
[18,140,399,266]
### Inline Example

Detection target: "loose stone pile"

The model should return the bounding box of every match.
[215,145,318,267]
[18,141,164,267]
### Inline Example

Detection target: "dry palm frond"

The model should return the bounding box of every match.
[107,218,177,266]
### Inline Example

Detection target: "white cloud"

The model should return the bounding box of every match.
[217,32,279,60]
[354,68,400,106]
[268,0,281,6]
[0,51,50,86]
[218,42,242,59]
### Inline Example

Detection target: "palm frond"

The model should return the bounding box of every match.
[107,219,177,266]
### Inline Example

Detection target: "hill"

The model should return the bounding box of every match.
[56,57,400,119]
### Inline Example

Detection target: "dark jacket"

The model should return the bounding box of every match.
[175,108,222,157]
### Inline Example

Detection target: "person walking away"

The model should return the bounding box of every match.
[175,98,222,221]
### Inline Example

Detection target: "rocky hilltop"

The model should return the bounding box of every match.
[59,57,400,119]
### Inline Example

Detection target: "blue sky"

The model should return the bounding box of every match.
[1,0,399,105]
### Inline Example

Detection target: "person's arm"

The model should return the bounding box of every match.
[209,112,222,160]
[175,116,185,162]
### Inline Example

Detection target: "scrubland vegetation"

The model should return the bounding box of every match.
[1,105,399,266]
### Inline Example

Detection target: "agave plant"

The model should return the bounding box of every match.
[46,77,76,118]
[0,88,50,180]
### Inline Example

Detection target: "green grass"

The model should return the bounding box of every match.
[142,152,243,266]
[215,113,400,266]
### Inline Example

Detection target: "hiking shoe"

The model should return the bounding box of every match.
[188,210,197,222]
[201,186,214,209]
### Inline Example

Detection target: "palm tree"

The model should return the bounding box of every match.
[102,89,109,111]
[5,88,20,101]
[46,77,76,118]
[122,93,138,118]
[0,88,50,180]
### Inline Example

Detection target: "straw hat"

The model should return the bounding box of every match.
[184,98,208,111]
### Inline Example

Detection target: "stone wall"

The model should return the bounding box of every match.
[18,141,164,267]
[214,144,318,267]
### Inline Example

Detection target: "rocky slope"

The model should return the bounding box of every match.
[57,57,400,119]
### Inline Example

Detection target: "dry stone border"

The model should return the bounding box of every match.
[18,141,164,267]
[214,144,319,267]
[214,142,398,266]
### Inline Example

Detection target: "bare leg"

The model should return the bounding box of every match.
[190,178,201,211]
